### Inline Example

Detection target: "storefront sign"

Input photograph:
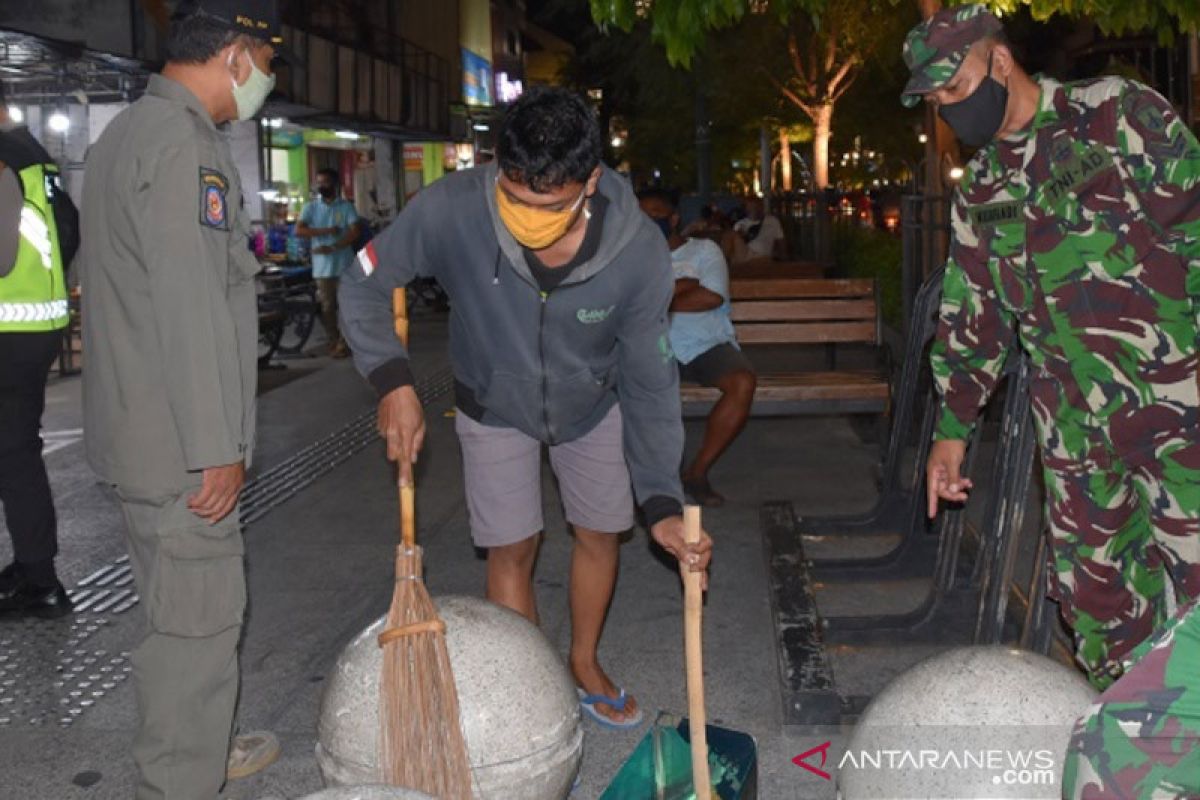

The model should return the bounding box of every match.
[463,48,494,107]
[403,143,425,171]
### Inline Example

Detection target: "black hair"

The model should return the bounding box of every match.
[984,30,1012,49]
[980,30,1023,65]
[317,167,340,183]
[636,187,678,211]
[165,13,253,65]
[497,86,602,193]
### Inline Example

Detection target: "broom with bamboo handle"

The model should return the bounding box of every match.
[376,288,473,797]
[683,505,713,800]
[393,287,409,345]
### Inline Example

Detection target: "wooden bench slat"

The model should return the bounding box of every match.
[729,260,825,280]
[734,321,878,345]
[730,299,876,323]
[681,276,889,419]
[681,371,889,402]
[729,278,875,300]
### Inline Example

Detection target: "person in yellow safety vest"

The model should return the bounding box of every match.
[0,82,78,619]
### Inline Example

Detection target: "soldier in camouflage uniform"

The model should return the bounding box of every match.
[1064,598,1200,798]
[903,5,1200,795]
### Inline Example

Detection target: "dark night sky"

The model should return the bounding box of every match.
[525,0,593,39]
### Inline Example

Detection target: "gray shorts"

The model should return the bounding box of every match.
[678,342,755,387]
[454,403,635,547]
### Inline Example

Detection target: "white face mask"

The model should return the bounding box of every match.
[228,48,275,121]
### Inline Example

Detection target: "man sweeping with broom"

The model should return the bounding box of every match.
[340,86,713,731]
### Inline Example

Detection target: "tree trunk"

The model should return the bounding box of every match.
[779,128,793,192]
[694,71,712,202]
[916,0,953,276]
[760,126,772,210]
[918,0,946,201]
[812,103,833,190]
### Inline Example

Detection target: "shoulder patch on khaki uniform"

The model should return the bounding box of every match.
[199,167,229,230]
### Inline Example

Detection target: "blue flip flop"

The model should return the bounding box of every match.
[576,686,645,730]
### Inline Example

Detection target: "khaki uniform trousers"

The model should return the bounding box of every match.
[116,483,246,800]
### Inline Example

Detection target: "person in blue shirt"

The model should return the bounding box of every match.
[295,167,361,358]
[639,190,756,507]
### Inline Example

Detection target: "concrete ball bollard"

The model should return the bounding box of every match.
[295,787,434,800]
[838,646,1097,799]
[316,595,583,799]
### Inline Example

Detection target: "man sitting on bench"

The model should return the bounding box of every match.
[639,189,756,507]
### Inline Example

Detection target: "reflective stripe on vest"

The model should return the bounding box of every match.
[19,206,53,269]
[0,161,67,331]
[0,299,69,323]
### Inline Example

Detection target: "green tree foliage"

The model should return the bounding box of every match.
[593,0,910,187]
[592,0,1199,69]
[991,0,1199,45]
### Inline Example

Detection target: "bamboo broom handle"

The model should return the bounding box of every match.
[393,286,414,549]
[682,506,711,800]
[393,287,409,347]
[400,483,415,549]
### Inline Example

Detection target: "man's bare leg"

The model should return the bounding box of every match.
[568,526,638,723]
[683,369,756,505]
[486,533,541,625]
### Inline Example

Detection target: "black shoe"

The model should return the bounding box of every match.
[0,563,21,595]
[0,580,73,619]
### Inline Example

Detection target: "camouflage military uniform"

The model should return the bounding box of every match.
[1063,599,1200,798]
[927,74,1200,691]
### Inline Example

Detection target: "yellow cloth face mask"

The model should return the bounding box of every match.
[495,182,586,250]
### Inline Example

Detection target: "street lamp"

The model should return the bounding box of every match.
[917,133,928,144]
[948,166,964,181]
[48,110,70,134]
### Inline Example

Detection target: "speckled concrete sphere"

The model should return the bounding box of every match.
[296,787,433,800]
[316,595,582,799]
[838,646,1097,800]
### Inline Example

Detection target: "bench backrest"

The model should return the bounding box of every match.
[728,259,825,280]
[727,278,880,346]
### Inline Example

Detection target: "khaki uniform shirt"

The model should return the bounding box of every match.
[81,74,258,495]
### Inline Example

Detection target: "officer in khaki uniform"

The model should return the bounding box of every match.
[80,1,290,796]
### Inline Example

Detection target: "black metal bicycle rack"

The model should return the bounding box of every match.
[791,264,947,573]
[762,267,1066,727]
[815,353,1034,642]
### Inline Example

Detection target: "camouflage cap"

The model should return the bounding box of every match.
[901,4,1003,108]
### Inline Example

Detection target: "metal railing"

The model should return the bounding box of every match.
[900,194,950,338]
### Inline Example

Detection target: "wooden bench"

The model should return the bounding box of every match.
[728,258,825,280]
[680,278,890,418]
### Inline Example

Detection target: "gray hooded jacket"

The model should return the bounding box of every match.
[338,163,684,522]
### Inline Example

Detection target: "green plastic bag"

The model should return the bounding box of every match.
[600,713,758,800]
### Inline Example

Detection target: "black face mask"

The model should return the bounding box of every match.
[318,186,336,200]
[938,51,1009,148]
[652,216,673,240]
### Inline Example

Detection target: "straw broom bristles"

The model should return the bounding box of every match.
[378,538,474,797]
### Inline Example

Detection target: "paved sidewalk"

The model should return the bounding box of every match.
[0,311,899,799]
